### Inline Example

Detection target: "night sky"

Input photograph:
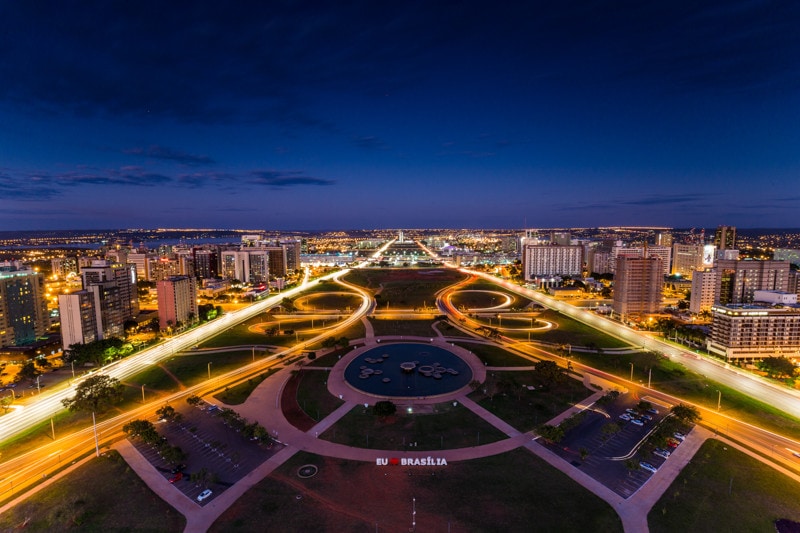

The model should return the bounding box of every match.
[1,2,798,231]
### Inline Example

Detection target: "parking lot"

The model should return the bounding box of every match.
[131,403,284,506]
[542,392,686,498]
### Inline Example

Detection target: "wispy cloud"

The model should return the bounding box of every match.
[248,170,336,188]
[123,145,215,166]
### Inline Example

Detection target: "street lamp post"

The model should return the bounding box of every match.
[92,412,100,457]
[717,390,722,411]
[141,384,145,404]
[207,362,212,380]
[630,363,634,381]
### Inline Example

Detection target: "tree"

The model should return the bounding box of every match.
[756,357,797,379]
[156,405,182,423]
[373,400,397,418]
[186,395,202,406]
[670,403,701,424]
[600,422,621,444]
[62,374,124,413]
[161,445,187,466]
[123,419,156,438]
[533,360,565,388]
[16,361,40,382]
[537,424,565,443]
[1,395,13,414]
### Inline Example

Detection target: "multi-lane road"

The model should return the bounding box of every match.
[0,270,374,504]
[437,268,800,474]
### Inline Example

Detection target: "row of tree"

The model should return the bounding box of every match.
[122,418,187,466]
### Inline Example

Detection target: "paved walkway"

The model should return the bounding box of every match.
[112,340,734,533]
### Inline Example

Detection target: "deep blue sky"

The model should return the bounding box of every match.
[1,1,798,230]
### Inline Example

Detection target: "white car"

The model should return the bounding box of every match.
[653,448,671,459]
[630,418,644,426]
[673,432,686,441]
[197,489,213,502]
[639,462,658,474]
[619,413,632,421]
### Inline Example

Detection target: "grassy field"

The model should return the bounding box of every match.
[0,451,185,532]
[649,439,800,532]
[454,341,536,366]
[294,369,345,421]
[471,371,596,431]
[368,318,438,337]
[319,402,508,450]
[343,268,468,308]
[523,309,632,348]
[210,449,622,532]
[214,367,282,405]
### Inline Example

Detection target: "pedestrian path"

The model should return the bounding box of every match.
[114,341,711,533]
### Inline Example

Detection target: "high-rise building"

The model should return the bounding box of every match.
[148,256,182,281]
[280,240,302,272]
[263,247,288,278]
[127,252,155,281]
[58,290,98,349]
[715,259,790,305]
[714,225,736,251]
[80,260,139,339]
[611,245,671,276]
[671,244,705,278]
[707,304,800,361]
[193,249,219,279]
[612,256,663,317]
[656,232,673,247]
[689,269,717,314]
[549,231,572,246]
[0,267,51,348]
[522,245,583,281]
[157,276,198,331]
[774,249,800,268]
[220,250,269,283]
[51,256,79,279]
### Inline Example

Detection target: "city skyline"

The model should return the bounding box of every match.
[1,2,799,230]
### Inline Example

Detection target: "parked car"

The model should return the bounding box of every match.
[169,472,183,483]
[639,462,658,474]
[653,448,671,459]
[630,418,644,426]
[646,407,659,415]
[640,414,653,421]
[673,432,686,441]
[619,413,632,421]
[197,489,213,502]
[666,438,680,448]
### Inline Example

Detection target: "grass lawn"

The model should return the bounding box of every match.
[293,292,363,311]
[453,341,535,366]
[649,439,800,532]
[319,402,508,450]
[214,368,282,405]
[368,318,438,337]
[343,268,468,308]
[294,369,345,421]
[210,449,622,532]
[525,309,632,348]
[161,350,253,387]
[471,371,595,431]
[0,451,185,532]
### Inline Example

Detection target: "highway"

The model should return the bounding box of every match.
[435,269,800,475]
[463,270,800,419]
[0,270,375,503]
